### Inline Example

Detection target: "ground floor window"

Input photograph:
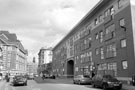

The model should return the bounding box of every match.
[108,62,117,76]
[122,60,128,69]
[97,62,117,76]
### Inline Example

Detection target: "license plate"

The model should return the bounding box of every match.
[114,84,119,86]
[19,82,23,84]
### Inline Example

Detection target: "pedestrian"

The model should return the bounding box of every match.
[0,73,2,81]
[42,74,45,80]
[5,73,10,82]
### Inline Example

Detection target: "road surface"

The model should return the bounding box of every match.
[0,79,102,90]
[0,78,135,90]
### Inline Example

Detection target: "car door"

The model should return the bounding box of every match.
[97,75,103,87]
[93,75,98,86]
[95,75,103,87]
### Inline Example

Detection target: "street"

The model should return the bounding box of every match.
[0,78,102,90]
[0,77,135,90]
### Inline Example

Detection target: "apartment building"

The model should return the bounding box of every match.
[27,62,38,75]
[0,31,28,76]
[52,0,135,83]
[38,47,52,74]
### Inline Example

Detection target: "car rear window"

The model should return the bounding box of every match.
[103,75,114,79]
[83,75,90,78]
[15,76,24,79]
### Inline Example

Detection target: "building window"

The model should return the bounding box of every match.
[105,24,116,41]
[89,51,92,61]
[110,6,115,15]
[118,0,127,8]
[108,62,117,76]
[95,18,98,25]
[99,14,104,22]
[106,43,117,58]
[95,48,99,55]
[121,39,126,48]
[81,54,83,63]
[95,33,99,40]
[120,18,125,27]
[122,60,128,69]
[105,24,115,34]
[100,31,103,43]
[104,8,110,18]
[105,10,109,17]
[75,67,79,72]
[100,47,104,59]
[98,63,107,70]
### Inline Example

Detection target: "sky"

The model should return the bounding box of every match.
[0,0,100,63]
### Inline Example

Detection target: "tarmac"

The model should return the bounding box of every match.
[34,77,135,90]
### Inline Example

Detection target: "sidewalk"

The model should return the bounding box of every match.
[123,84,135,90]
[0,80,5,90]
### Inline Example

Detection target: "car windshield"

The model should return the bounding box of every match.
[83,75,90,78]
[15,76,24,79]
[103,75,115,79]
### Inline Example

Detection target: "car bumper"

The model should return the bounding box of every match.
[13,81,26,85]
[108,84,122,89]
[80,80,92,84]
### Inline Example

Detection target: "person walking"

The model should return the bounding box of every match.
[0,73,2,81]
[5,73,10,82]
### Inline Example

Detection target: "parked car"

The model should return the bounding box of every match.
[92,74,122,90]
[12,75,27,86]
[73,75,92,85]
[25,74,34,80]
[42,74,55,79]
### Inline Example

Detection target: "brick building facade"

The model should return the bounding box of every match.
[52,0,135,83]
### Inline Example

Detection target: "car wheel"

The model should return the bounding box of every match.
[103,84,108,90]
[12,84,15,86]
[73,81,76,84]
[92,83,96,88]
[24,82,27,86]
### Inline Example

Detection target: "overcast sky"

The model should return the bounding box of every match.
[0,0,100,62]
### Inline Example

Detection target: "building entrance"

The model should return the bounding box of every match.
[67,60,74,78]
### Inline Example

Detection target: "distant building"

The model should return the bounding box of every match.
[27,62,38,75]
[38,47,52,74]
[0,31,28,76]
[52,0,135,84]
